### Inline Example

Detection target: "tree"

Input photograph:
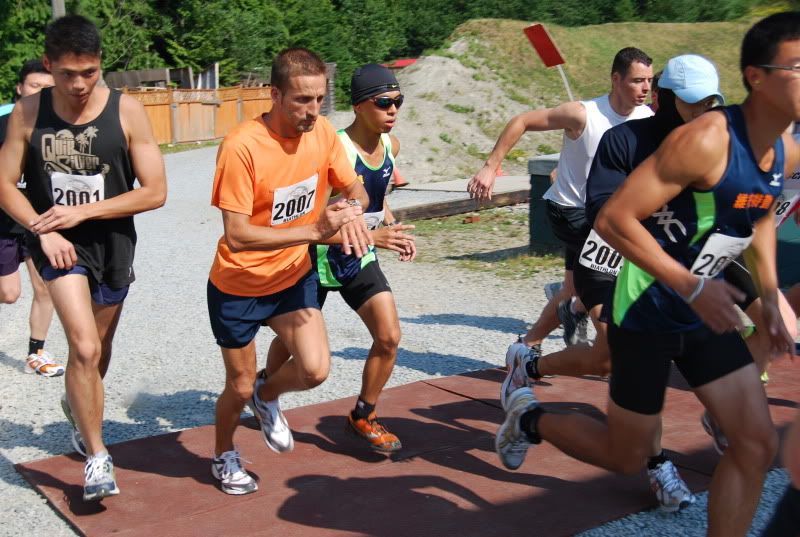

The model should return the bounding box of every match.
[0,0,50,100]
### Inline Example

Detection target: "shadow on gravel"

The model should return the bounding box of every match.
[332,347,498,375]
[445,245,530,262]
[399,313,528,334]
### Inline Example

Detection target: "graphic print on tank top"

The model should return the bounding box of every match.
[41,125,111,208]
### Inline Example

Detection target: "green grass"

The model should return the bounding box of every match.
[160,140,220,154]
[444,103,475,114]
[439,132,454,144]
[408,207,563,280]
[448,17,758,106]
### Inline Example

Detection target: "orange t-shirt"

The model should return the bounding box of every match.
[209,115,356,297]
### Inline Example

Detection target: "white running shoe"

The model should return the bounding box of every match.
[500,342,538,410]
[495,387,539,470]
[248,372,294,453]
[83,451,120,501]
[25,350,65,377]
[212,449,258,495]
[701,410,728,454]
[60,394,87,457]
[544,281,563,302]
[648,460,695,512]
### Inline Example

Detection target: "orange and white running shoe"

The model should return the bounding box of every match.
[25,350,65,377]
[347,412,402,452]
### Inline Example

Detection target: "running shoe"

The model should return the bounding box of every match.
[247,371,294,453]
[648,460,695,512]
[575,314,590,344]
[495,387,539,470]
[556,299,589,346]
[212,449,258,495]
[347,412,402,452]
[700,410,728,454]
[83,451,120,501]
[500,341,539,410]
[60,394,87,457]
[24,350,64,377]
[544,281,563,302]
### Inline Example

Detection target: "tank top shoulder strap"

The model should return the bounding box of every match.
[380,133,395,165]
[35,87,56,128]
[336,128,360,168]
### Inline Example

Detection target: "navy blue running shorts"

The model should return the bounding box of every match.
[207,270,320,349]
[41,265,129,305]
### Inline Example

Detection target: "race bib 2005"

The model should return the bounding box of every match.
[50,172,104,206]
[690,232,753,278]
[271,174,318,226]
[579,229,624,276]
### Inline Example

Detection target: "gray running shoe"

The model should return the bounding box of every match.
[212,449,258,495]
[648,460,695,512]
[501,342,539,410]
[701,410,728,454]
[83,452,120,501]
[544,281,563,302]
[495,387,539,470]
[556,299,588,346]
[60,394,87,457]
[247,371,294,453]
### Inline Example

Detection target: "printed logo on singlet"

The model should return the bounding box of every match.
[382,167,391,179]
[652,205,687,243]
[41,127,109,206]
[770,173,783,188]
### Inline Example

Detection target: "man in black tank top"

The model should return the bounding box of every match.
[0,16,167,502]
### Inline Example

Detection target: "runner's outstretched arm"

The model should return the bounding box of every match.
[468,102,586,200]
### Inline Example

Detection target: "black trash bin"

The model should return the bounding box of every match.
[528,155,562,255]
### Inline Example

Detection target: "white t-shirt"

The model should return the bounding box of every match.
[544,94,653,208]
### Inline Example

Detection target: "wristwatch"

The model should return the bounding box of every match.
[346,199,361,207]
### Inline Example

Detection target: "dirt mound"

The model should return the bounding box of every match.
[329,52,563,184]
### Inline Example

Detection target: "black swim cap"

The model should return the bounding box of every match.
[350,64,400,105]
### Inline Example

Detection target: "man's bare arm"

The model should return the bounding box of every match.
[0,97,39,229]
[468,101,586,200]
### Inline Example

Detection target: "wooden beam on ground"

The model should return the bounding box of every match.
[393,189,529,221]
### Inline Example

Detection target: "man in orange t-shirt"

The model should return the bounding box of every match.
[207,48,371,495]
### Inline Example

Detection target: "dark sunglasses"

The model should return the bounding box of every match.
[370,95,404,109]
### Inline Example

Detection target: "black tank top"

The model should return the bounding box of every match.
[25,88,137,288]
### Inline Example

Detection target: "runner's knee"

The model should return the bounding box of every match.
[71,338,102,366]
[373,325,401,354]
[727,423,778,470]
[226,373,255,403]
[0,286,20,304]
[297,359,329,388]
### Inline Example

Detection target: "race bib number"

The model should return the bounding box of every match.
[363,210,385,230]
[774,190,800,227]
[50,172,104,206]
[271,174,318,226]
[690,232,752,278]
[579,229,624,276]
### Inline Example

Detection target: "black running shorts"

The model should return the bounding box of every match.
[318,259,391,312]
[546,200,590,271]
[722,258,758,311]
[607,323,753,415]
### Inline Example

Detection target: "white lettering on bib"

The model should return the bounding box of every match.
[363,210,385,230]
[690,232,753,278]
[271,174,318,226]
[50,171,104,206]
[579,229,624,276]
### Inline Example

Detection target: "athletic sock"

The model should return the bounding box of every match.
[28,338,45,356]
[647,450,669,470]
[525,353,542,380]
[519,406,544,444]
[351,397,375,421]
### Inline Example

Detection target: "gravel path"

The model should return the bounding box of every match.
[0,146,791,536]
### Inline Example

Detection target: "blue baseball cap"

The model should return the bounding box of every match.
[658,54,724,105]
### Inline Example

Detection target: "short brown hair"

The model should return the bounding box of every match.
[270,48,327,92]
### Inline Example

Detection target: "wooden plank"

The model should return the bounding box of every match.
[393,189,529,222]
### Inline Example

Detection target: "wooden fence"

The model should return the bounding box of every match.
[124,86,272,145]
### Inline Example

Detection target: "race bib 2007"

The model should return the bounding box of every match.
[50,172,104,206]
[690,232,752,278]
[579,229,624,276]
[271,174,318,226]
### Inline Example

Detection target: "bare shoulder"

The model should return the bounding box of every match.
[655,110,729,186]
[119,92,147,119]
[13,92,43,132]
[389,133,400,157]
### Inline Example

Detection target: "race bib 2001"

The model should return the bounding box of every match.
[50,172,104,206]
[690,232,753,278]
[271,174,318,226]
[579,229,624,276]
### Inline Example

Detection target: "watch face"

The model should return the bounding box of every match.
[347,199,361,207]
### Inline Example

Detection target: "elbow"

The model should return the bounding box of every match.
[594,207,613,240]
[224,231,245,253]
